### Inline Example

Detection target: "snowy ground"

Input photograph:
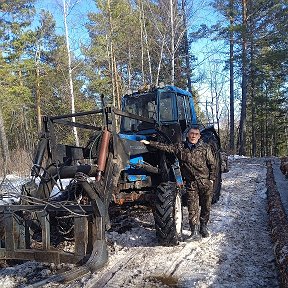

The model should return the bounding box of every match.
[0,157,280,287]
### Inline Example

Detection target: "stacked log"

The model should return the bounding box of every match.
[266,160,288,287]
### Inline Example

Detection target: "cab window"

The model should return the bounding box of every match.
[184,96,192,124]
[159,92,177,122]
[177,95,187,132]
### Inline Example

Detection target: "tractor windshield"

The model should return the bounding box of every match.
[121,92,156,132]
[159,92,177,122]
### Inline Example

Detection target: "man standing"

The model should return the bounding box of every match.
[141,125,216,240]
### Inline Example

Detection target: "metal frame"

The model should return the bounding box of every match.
[0,204,94,264]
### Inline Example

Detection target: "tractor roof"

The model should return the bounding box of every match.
[123,85,192,98]
[158,85,192,98]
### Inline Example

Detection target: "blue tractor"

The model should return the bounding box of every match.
[0,85,222,272]
[113,85,222,243]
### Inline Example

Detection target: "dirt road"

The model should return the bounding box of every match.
[0,157,280,287]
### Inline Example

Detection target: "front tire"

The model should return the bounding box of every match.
[153,182,182,246]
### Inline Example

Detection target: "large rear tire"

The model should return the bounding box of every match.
[153,182,182,246]
[201,127,222,204]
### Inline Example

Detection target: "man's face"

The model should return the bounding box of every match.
[187,128,201,144]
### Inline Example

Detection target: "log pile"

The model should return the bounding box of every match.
[266,160,288,288]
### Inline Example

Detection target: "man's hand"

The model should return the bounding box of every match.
[140,140,150,145]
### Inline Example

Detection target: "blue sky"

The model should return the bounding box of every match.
[34,0,97,56]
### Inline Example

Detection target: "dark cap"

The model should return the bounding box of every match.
[188,124,200,131]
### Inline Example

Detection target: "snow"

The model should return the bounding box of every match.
[49,178,73,199]
[0,157,280,287]
[0,175,28,205]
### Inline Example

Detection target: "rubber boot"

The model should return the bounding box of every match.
[199,223,209,238]
[186,225,201,242]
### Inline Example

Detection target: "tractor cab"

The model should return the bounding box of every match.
[120,86,197,142]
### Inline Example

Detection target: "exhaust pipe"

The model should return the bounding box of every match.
[96,129,111,181]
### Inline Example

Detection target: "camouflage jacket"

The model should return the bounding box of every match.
[149,139,216,183]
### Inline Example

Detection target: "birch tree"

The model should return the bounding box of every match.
[181,0,192,94]
[164,0,186,85]
[169,0,176,85]
[62,0,79,146]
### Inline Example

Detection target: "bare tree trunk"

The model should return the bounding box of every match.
[35,47,42,133]
[18,70,23,86]
[170,0,175,85]
[143,19,153,84]
[107,34,115,106]
[139,0,152,84]
[229,0,235,153]
[250,26,256,156]
[128,42,132,89]
[63,0,79,146]
[265,90,268,156]
[251,86,256,156]
[205,99,210,124]
[210,76,215,124]
[260,101,264,156]
[181,0,192,94]
[36,65,42,132]
[113,53,121,109]
[107,0,119,107]
[284,113,288,155]
[156,38,165,86]
[271,118,275,155]
[139,0,145,84]
[238,0,248,155]
[215,90,221,134]
[0,107,10,175]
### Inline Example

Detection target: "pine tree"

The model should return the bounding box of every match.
[213,0,288,156]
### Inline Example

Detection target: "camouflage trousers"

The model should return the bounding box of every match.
[186,179,213,226]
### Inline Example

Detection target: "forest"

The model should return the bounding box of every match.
[0,0,287,175]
